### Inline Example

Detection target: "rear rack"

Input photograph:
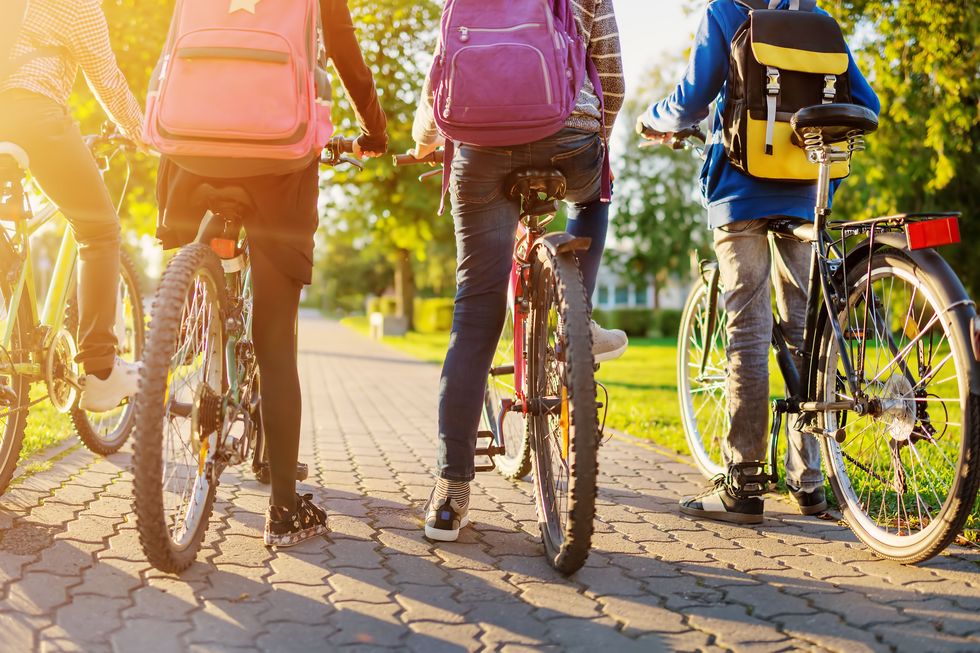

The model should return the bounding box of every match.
[829,212,961,235]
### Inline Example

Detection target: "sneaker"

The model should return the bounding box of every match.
[591,320,628,363]
[679,471,765,525]
[264,493,328,547]
[424,478,470,542]
[788,483,828,516]
[78,357,140,412]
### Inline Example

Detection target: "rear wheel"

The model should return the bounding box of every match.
[0,231,32,494]
[817,249,980,563]
[484,300,530,480]
[134,244,226,573]
[69,250,145,454]
[677,272,729,478]
[527,249,598,574]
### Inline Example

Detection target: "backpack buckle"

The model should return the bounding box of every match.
[822,75,837,103]
[766,68,781,95]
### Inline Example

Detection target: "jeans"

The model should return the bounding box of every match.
[0,91,121,372]
[714,219,823,491]
[437,128,608,481]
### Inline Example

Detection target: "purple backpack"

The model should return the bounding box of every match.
[431,0,599,146]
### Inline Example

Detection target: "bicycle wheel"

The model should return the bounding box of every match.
[134,244,227,573]
[677,274,729,478]
[69,250,145,455]
[817,249,980,563]
[527,248,598,574]
[484,300,530,479]
[0,231,33,494]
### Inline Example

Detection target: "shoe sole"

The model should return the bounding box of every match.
[594,342,628,364]
[424,515,470,542]
[264,524,328,548]
[798,500,829,516]
[679,504,763,525]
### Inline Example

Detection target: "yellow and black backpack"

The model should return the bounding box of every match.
[723,0,853,182]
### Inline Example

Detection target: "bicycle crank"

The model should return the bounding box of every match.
[44,328,79,413]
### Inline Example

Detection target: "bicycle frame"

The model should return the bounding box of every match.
[0,147,130,380]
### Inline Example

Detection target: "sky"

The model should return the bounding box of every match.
[615,1,701,103]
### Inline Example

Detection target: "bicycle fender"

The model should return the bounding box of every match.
[536,234,592,258]
[808,234,980,396]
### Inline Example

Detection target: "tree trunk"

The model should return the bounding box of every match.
[652,276,662,310]
[394,248,415,330]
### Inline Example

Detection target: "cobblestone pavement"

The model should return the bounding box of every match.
[1,317,979,653]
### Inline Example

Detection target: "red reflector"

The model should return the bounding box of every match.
[905,217,960,250]
[210,238,236,259]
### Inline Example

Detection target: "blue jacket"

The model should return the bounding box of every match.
[641,0,880,228]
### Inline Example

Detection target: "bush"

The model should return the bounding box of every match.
[591,308,684,338]
[414,297,455,333]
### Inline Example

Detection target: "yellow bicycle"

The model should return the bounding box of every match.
[0,129,144,493]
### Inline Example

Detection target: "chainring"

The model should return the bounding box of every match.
[44,328,79,413]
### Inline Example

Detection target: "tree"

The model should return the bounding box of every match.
[823,1,979,294]
[611,63,707,308]
[318,0,455,327]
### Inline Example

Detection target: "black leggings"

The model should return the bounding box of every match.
[250,245,303,511]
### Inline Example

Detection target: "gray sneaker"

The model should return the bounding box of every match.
[591,320,628,363]
[423,479,470,542]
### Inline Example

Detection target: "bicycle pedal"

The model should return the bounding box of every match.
[474,431,503,472]
[296,462,309,482]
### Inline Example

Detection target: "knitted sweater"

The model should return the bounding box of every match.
[413,0,624,145]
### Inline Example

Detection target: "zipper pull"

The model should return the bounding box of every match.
[458,26,470,42]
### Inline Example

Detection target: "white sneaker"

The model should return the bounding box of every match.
[591,320,628,363]
[79,357,140,412]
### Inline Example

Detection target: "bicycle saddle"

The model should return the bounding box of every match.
[0,143,30,176]
[791,103,878,145]
[504,168,567,218]
[188,182,255,217]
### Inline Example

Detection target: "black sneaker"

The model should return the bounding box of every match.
[264,493,328,547]
[788,484,828,515]
[680,472,765,525]
[423,479,470,542]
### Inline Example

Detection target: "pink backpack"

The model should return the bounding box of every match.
[430,0,590,147]
[144,0,333,178]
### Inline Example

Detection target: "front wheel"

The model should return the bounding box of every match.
[134,244,227,573]
[527,249,598,575]
[70,250,145,454]
[677,269,729,478]
[817,249,980,563]
[484,299,530,480]
[0,231,33,494]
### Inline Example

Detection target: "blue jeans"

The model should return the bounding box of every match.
[437,128,609,481]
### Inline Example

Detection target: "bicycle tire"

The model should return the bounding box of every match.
[484,300,531,480]
[0,230,33,495]
[134,244,226,573]
[677,278,729,478]
[816,248,980,563]
[69,249,145,455]
[527,248,598,575]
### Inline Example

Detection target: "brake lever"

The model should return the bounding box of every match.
[418,168,442,182]
[339,156,364,170]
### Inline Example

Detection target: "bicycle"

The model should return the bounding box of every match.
[395,149,602,574]
[664,103,979,563]
[0,127,144,493]
[132,137,362,573]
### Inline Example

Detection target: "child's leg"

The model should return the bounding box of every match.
[566,198,609,303]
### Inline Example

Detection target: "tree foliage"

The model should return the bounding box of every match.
[611,62,707,307]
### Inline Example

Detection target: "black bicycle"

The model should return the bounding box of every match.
[663,104,979,563]
[133,138,360,572]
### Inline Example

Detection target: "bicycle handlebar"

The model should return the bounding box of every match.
[393,150,445,166]
[321,136,363,169]
[637,121,706,150]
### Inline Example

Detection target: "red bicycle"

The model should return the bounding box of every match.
[396,150,601,574]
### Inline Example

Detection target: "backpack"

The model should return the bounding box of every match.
[723,0,854,182]
[0,1,30,83]
[144,0,334,179]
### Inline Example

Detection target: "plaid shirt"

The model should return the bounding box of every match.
[0,0,144,139]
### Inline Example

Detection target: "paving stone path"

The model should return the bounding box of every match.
[1,317,979,652]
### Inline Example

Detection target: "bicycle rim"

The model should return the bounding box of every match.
[71,250,144,453]
[528,251,598,574]
[0,237,31,493]
[678,281,729,478]
[484,300,530,479]
[820,252,979,561]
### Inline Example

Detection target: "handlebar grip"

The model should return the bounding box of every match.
[675,127,707,143]
[393,150,445,166]
[330,137,356,154]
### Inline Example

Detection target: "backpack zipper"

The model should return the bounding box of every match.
[457,23,543,42]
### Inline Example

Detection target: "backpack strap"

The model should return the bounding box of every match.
[586,57,612,203]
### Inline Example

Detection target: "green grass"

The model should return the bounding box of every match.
[19,389,74,463]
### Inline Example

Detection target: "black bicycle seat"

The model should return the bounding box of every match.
[188,182,255,217]
[503,168,567,218]
[791,103,878,145]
